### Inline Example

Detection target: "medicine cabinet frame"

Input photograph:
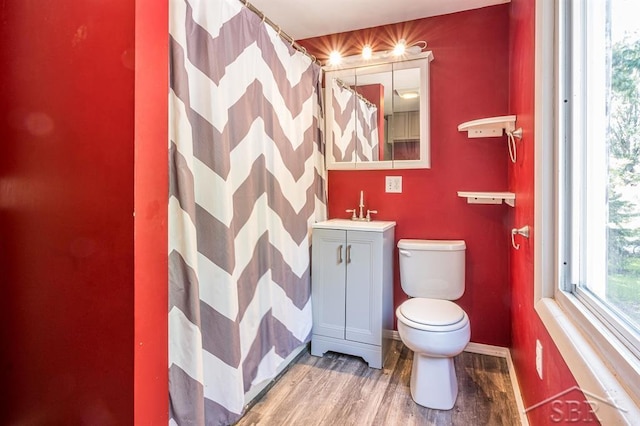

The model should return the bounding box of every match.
[323,51,433,170]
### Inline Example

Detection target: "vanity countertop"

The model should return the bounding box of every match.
[312,218,396,232]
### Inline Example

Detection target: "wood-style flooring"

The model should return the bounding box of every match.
[236,340,521,426]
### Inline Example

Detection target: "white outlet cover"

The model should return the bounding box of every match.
[385,176,402,193]
[536,339,543,379]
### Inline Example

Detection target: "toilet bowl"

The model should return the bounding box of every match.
[396,298,470,409]
[396,239,470,410]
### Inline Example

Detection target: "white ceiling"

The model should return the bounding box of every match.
[249,0,510,40]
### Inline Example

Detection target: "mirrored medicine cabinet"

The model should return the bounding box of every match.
[323,51,433,170]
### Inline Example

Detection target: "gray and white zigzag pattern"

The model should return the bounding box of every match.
[168,0,326,424]
[330,79,379,163]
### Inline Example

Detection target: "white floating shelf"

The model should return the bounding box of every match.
[457,191,515,207]
[457,115,517,138]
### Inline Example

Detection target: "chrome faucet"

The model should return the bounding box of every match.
[345,190,377,221]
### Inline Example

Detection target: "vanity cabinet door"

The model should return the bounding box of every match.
[345,231,380,345]
[312,229,380,345]
[311,229,347,339]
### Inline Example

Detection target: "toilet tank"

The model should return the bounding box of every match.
[398,239,466,300]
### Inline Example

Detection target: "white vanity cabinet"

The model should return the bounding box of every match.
[310,219,395,368]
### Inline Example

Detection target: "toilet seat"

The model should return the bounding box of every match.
[398,298,469,332]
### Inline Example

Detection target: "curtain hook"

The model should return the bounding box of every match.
[276,25,281,37]
[260,12,266,24]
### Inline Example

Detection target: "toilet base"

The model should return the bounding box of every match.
[410,353,458,410]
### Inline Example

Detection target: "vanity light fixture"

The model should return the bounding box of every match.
[324,40,428,67]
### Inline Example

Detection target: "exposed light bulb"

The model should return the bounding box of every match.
[328,50,342,65]
[361,45,373,60]
[393,39,406,56]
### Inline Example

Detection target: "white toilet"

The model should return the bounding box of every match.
[396,239,470,410]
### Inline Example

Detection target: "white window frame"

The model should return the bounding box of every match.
[534,1,640,424]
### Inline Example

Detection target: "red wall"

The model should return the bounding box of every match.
[301,5,512,347]
[0,1,596,424]
[508,0,594,424]
[0,1,168,424]
[134,1,169,424]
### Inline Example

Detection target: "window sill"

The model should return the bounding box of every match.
[535,294,640,424]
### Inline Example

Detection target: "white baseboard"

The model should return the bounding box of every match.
[505,350,530,426]
[464,341,510,357]
[391,332,529,426]
[463,342,529,426]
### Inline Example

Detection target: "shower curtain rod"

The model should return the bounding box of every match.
[239,0,318,64]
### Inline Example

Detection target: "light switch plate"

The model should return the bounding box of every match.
[385,176,402,193]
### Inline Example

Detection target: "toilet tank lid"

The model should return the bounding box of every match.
[397,239,466,251]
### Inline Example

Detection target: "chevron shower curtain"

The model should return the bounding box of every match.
[331,79,357,162]
[355,97,380,162]
[168,0,326,424]
[330,78,379,163]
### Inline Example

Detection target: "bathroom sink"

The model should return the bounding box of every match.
[312,218,396,232]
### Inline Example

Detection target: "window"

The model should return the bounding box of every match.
[531,1,640,420]
[561,0,640,359]
[535,0,640,422]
